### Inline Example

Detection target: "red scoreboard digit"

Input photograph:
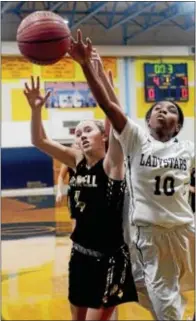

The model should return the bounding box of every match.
[147,88,155,100]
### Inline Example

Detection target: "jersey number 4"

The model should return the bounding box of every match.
[74,190,86,212]
[154,176,175,196]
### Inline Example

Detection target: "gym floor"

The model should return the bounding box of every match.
[2,195,194,320]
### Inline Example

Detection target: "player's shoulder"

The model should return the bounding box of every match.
[126,117,148,141]
[176,139,194,152]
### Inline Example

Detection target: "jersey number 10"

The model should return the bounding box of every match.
[154,176,175,196]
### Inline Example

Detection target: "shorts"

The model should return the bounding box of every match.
[68,243,138,309]
[129,224,195,320]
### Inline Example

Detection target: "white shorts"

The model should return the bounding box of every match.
[129,224,195,320]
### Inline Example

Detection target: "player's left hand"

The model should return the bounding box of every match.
[68,29,92,65]
[24,76,50,110]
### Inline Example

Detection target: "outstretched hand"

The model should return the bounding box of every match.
[68,29,92,65]
[90,48,103,74]
[91,48,114,87]
[24,76,50,110]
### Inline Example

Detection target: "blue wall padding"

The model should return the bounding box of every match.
[2,147,54,189]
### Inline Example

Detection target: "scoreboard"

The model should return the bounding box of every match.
[144,63,189,102]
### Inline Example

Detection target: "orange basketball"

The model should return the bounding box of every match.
[16,11,71,65]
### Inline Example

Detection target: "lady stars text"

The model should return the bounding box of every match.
[140,154,187,170]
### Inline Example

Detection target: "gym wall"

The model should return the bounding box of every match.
[1,43,194,190]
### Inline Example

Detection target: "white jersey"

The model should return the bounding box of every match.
[114,118,195,228]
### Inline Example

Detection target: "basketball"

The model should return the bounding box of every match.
[16,11,71,65]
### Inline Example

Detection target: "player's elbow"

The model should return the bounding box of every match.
[31,136,45,148]
[105,102,127,134]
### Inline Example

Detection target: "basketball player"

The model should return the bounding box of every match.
[68,29,195,321]
[24,76,138,320]
[56,144,80,232]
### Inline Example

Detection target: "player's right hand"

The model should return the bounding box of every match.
[24,76,50,110]
[68,29,92,66]
[56,193,63,204]
[90,48,103,74]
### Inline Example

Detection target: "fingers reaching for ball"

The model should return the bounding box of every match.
[24,76,50,110]
[44,91,51,103]
[24,76,40,93]
[77,29,83,44]
[86,37,92,52]
[36,76,40,90]
[90,49,104,75]
[68,29,93,65]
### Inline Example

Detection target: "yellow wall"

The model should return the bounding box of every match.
[3,55,194,122]
[2,56,119,122]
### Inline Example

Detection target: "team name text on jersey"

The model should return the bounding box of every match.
[140,154,187,170]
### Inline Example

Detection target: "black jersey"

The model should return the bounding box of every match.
[67,167,76,215]
[68,167,75,180]
[69,158,126,253]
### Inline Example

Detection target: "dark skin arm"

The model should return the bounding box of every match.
[91,51,121,143]
[69,30,127,134]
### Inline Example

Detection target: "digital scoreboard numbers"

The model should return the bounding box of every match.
[144,63,189,102]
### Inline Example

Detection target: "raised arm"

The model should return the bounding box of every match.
[82,62,126,134]
[91,49,121,108]
[91,52,125,180]
[69,30,127,134]
[91,52,118,140]
[69,30,148,157]
[24,76,82,169]
[103,70,125,180]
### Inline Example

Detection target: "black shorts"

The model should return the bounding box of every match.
[68,243,138,309]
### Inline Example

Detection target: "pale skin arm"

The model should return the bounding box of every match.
[68,30,127,134]
[103,130,125,180]
[103,71,125,180]
[56,164,69,203]
[88,49,125,180]
[91,51,123,144]
[91,51,113,141]
[72,219,76,231]
[24,76,82,169]
[91,49,121,108]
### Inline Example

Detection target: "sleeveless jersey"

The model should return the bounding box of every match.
[67,167,76,217]
[114,118,195,228]
[69,158,126,253]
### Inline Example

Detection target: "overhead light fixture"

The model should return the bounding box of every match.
[63,17,69,24]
